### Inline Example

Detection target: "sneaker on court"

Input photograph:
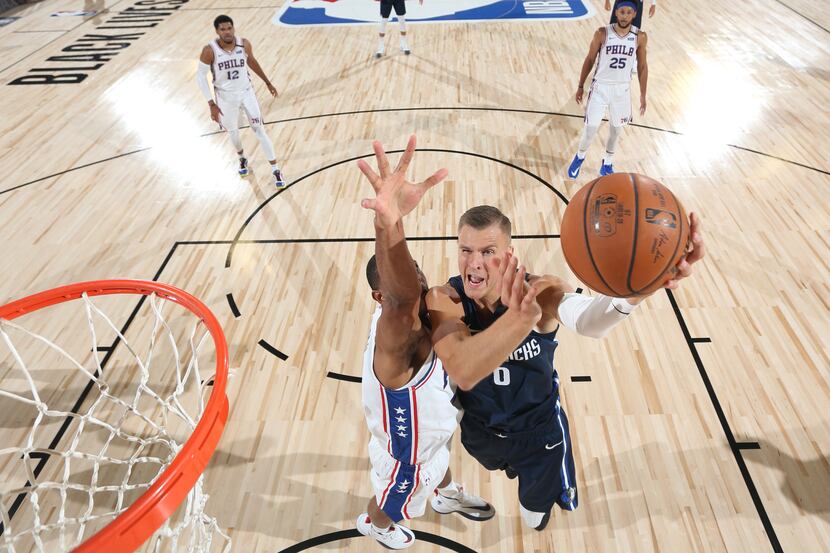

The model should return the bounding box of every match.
[273,169,286,188]
[431,485,495,521]
[566,154,584,180]
[375,49,384,59]
[401,46,411,55]
[356,513,415,550]
[519,503,551,531]
[599,162,614,176]
[238,157,249,176]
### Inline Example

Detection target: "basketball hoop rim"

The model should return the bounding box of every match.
[0,279,230,553]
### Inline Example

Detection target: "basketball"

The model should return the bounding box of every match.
[560,173,690,298]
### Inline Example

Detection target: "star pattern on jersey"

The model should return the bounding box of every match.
[395,416,406,423]
[394,407,406,414]
[396,425,407,432]
[396,479,411,493]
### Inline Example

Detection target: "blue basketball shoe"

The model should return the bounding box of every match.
[566,154,585,180]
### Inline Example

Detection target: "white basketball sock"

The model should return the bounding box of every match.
[577,125,599,158]
[252,125,276,161]
[437,481,462,499]
[605,125,622,163]
[228,129,243,152]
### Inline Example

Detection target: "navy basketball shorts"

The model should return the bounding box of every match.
[459,405,578,514]
[380,0,406,18]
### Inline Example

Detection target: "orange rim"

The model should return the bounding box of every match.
[0,280,229,553]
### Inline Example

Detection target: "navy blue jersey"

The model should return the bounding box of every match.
[448,276,560,434]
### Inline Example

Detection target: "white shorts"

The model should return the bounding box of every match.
[584,81,632,127]
[368,438,450,523]
[215,86,263,132]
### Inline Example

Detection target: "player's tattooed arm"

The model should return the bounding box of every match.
[243,39,278,97]
[576,28,606,104]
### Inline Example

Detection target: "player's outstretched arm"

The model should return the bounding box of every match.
[576,28,606,104]
[360,136,447,387]
[553,213,704,338]
[243,39,278,97]
[637,31,648,115]
[427,254,541,390]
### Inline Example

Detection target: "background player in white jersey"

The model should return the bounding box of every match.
[375,0,422,58]
[196,15,285,186]
[567,1,648,179]
[356,136,494,549]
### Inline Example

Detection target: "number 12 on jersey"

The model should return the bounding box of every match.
[227,70,239,80]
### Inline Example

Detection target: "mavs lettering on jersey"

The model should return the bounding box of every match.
[507,337,542,362]
[274,0,592,27]
[448,276,561,434]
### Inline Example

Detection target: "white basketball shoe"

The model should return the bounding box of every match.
[519,503,551,531]
[430,483,495,521]
[356,513,415,550]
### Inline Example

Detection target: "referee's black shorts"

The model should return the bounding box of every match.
[380,0,406,18]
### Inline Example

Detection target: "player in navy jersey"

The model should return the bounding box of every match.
[426,205,705,530]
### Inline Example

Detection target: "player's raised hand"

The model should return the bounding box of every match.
[604,0,611,10]
[664,212,705,290]
[649,4,656,17]
[358,135,448,229]
[493,252,542,325]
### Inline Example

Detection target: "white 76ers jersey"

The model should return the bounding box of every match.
[593,25,639,85]
[209,37,252,93]
[362,307,459,466]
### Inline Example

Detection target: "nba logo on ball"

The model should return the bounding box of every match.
[275,0,592,27]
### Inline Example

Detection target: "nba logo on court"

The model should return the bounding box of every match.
[275,0,592,27]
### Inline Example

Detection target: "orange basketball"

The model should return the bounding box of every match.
[560,173,690,298]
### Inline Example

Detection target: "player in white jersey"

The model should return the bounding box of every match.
[567,1,649,179]
[356,136,494,549]
[196,15,285,187]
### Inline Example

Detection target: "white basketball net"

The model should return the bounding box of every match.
[0,291,231,553]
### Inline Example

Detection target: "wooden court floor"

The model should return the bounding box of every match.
[1,0,829,551]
